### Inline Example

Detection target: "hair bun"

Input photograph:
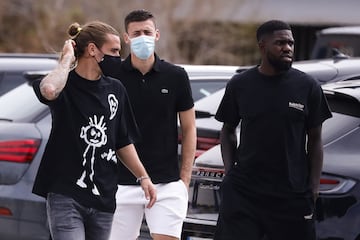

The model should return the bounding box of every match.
[68,22,82,38]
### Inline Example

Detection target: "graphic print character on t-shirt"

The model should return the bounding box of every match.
[76,94,118,196]
[108,94,118,120]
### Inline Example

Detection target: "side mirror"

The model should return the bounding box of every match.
[332,48,350,60]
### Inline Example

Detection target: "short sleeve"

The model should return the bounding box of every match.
[32,79,50,105]
[215,78,241,127]
[307,82,332,129]
[176,68,194,112]
[32,78,65,107]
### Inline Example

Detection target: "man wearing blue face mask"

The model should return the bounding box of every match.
[100,9,196,240]
[130,34,156,60]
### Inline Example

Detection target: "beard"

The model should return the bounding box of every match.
[267,53,292,72]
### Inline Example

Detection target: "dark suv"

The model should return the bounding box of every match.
[0,53,58,96]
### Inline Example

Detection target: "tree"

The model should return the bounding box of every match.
[0,0,260,65]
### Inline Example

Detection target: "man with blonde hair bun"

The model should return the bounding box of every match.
[32,21,156,240]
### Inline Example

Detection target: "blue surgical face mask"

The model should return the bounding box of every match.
[130,35,155,60]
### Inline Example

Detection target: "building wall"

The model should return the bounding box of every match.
[172,0,360,26]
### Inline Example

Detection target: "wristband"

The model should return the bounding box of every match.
[136,176,150,183]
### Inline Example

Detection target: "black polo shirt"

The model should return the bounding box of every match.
[101,54,194,184]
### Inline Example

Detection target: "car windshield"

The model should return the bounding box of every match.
[194,88,225,117]
[311,34,360,59]
[0,83,47,122]
[0,72,27,96]
[191,80,227,101]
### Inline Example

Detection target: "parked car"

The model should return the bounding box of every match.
[0,53,57,240]
[182,80,360,240]
[0,53,58,96]
[187,57,360,102]
[0,82,51,240]
[293,57,360,85]
[180,64,243,101]
[182,57,360,103]
[310,26,360,60]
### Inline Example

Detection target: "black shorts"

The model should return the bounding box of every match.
[214,177,315,240]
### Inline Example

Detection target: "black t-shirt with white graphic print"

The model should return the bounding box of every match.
[215,66,332,198]
[32,70,140,213]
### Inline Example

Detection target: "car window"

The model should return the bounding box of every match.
[191,80,227,101]
[325,91,360,117]
[194,88,225,116]
[311,35,360,59]
[0,56,58,96]
[322,112,360,144]
[0,71,29,96]
[0,83,47,122]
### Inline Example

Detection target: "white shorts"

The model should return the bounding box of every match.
[109,180,188,240]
